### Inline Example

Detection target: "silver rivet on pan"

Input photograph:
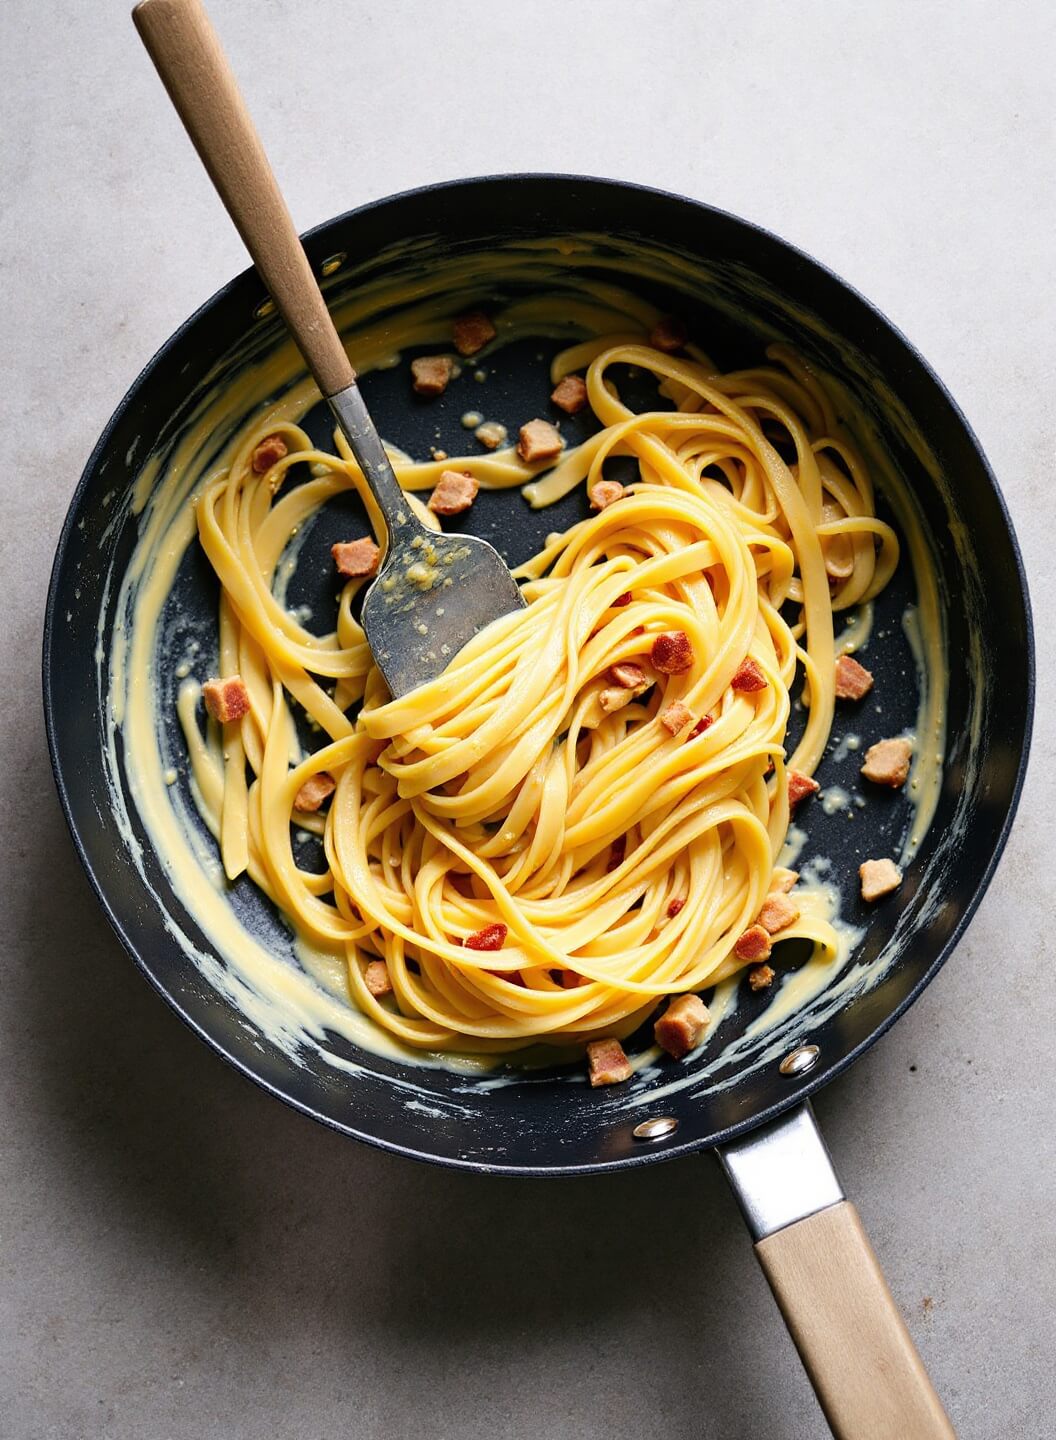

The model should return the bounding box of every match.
[779,1044,820,1077]
[254,297,276,319]
[633,1116,679,1141]
[320,252,346,277]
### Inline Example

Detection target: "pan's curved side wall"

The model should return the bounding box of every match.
[44,176,1033,1173]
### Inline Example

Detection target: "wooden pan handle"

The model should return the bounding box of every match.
[757,1202,954,1438]
[133,0,355,397]
[720,1106,955,1438]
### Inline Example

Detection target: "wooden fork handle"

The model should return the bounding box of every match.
[133,0,355,397]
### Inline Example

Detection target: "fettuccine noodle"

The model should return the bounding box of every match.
[183,334,898,1054]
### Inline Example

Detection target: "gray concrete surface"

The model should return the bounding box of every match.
[3,1,1053,1436]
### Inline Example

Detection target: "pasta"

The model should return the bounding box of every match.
[182,329,899,1058]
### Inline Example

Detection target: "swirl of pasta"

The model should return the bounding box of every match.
[185,339,898,1054]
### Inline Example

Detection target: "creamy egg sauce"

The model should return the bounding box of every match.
[92,232,971,1111]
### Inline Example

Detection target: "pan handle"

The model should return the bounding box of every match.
[718,1104,955,1439]
[132,0,356,399]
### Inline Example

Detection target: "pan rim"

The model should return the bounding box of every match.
[43,172,1035,1176]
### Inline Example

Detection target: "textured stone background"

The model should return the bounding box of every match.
[3,1,1052,1435]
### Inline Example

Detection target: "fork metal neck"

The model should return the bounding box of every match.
[328,383,422,542]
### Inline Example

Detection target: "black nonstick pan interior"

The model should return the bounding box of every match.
[43,175,1033,1174]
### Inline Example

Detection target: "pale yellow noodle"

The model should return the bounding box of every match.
[185,338,898,1053]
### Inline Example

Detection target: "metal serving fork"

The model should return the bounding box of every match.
[134,0,524,698]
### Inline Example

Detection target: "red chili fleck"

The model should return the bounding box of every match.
[465,923,508,951]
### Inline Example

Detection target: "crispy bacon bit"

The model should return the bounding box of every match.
[452,309,496,356]
[654,993,710,1060]
[734,924,772,962]
[465,923,508,951]
[690,715,713,738]
[517,418,564,464]
[835,654,874,701]
[589,479,625,510]
[667,896,686,918]
[428,468,479,516]
[606,836,626,873]
[586,1036,633,1087]
[609,661,648,690]
[332,537,380,578]
[551,374,589,414]
[748,963,776,991]
[251,434,288,473]
[202,675,250,724]
[861,737,913,788]
[661,702,693,735]
[651,630,694,674]
[769,867,799,894]
[599,686,634,714]
[731,657,767,692]
[364,960,393,998]
[649,316,688,353]
[787,770,820,810]
[294,771,335,813]
[410,354,454,396]
[756,892,800,936]
[859,857,903,902]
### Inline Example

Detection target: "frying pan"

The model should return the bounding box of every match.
[43,128,1031,1440]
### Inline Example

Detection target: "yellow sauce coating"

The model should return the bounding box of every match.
[99,234,951,1091]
